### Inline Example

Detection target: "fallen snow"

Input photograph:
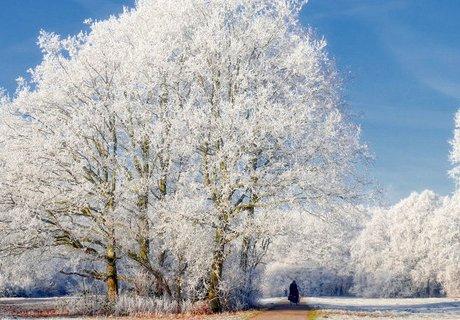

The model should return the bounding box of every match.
[0,296,459,319]
[259,296,460,319]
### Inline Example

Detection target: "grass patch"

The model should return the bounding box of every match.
[306,310,323,320]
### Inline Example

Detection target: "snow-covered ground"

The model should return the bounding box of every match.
[0,296,459,319]
[259,296,460,319]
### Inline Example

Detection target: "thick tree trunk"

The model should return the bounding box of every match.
[208,228,225,313]
[105,115,119,302]
[106,244,119,302]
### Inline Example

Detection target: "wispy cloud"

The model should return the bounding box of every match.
[376,14,460,101]
[303,0,409,22]
[305,1,460,102]
[385,40,460,101]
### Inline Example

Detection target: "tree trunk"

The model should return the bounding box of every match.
[240,236,250,272]
[106,244,119,302]
[106,114,119,302]
[241,157,259,273]
[208,228,225,313]
[174,258,186,313]
[240,206,254,273]
[138,197,150,261]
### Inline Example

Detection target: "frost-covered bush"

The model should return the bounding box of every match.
[114,294,181,316]
[63,295,112,316]
[63,294,179,316]
[218,250,262,310]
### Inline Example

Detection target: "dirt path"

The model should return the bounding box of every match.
[252,297,460,320]
[250,310,319,320]
[249,302,319,320]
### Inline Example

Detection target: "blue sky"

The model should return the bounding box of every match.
[0,0,458,203]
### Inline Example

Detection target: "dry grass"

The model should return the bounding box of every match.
[0,305,257,319]
[87,310,256,319]
[0,306,69,318]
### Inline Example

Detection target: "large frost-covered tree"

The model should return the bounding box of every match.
[0,0,369,311]
[170,0,368,311]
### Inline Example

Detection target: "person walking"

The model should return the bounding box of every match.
[288,280,300,304]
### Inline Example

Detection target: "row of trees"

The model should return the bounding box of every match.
[1,0,456,308]
[351,110,460,298]
[351,190,460,297]
[0,0,368,312]
[261,110,460,299]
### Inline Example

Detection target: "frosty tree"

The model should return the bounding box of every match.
[351,191,444,297]
[262,204,368,297]
[172,0,368,310]
[450,109,460,186]
[427,193,460,296]
[350,110,460,298]
[0,0,369,311]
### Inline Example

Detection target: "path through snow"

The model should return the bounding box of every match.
[256,296,460,319]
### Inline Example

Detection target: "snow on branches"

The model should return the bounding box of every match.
[450,109,460,186]
[0,0,369,310]
[351,190,460,298]
[0,0,458,309]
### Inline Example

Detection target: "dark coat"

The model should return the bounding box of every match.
[288,281,299,303]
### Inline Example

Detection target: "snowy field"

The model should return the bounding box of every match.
[257,297,460,319]
[0,296,459,319]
